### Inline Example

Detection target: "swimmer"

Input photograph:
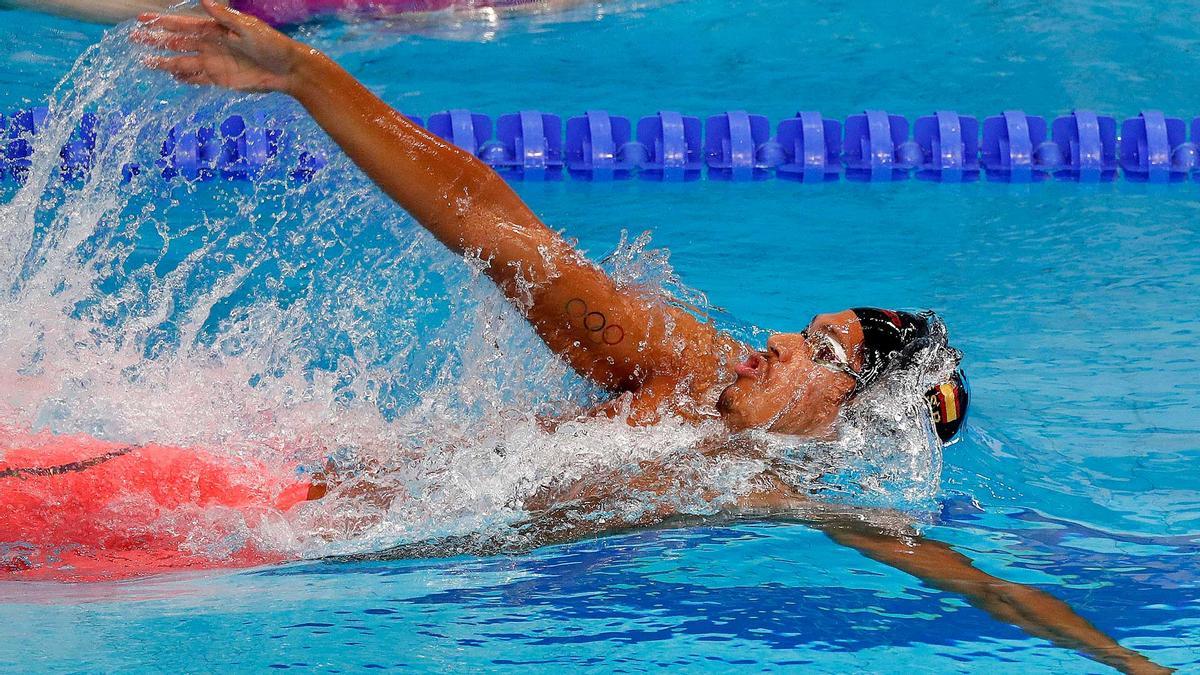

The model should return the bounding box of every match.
[0,0,580,26]
[121,3,1172,672]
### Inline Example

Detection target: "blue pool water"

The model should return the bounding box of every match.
[1,0,1199,671]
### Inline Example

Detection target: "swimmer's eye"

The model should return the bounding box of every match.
[803,331,850,369]
[817,343,836,363]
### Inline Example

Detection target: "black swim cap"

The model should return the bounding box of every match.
[850,308,969,444]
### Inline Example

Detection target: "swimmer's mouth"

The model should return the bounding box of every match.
[734,352,769,380]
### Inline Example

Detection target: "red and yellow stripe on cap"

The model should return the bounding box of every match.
[933,382,961,424]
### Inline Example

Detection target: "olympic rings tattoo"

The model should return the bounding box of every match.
[564,298,624,345]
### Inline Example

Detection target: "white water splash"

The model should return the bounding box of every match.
[0,24,951,568]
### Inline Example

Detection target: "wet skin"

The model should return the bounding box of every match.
[130,6,1172,672]
[716,310,865,436]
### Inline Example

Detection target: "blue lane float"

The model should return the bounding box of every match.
[6,105,1200,185]
[775,112,841,182]
[1120,111,1189,183]
[637,111,703,181]
[428,109,488,157]
[493,111,564,181]
[565,110,634,181]
[982,110,1048,181]
[914,111,979,182]
[1052,110,1118,182]
[2,107,51,183]
[844,110,918,182]
[704,111,772,181]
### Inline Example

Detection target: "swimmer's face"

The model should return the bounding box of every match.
[717,310,864,437]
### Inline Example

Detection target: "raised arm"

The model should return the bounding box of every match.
[135,0,732,396]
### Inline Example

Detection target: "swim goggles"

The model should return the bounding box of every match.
[801,329,863,387]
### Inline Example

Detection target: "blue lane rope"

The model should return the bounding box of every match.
[4,106,1200,185]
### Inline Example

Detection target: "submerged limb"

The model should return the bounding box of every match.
[360,501,1171,675]
[728,483,1169,673]
[809,515,1171,675]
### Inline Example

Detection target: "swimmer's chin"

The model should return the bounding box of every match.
[715,383,757,432]
[717,385,840,441]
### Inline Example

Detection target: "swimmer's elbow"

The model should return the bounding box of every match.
[465,168,511,207]
[453,167,544,233]
[412,167,548,258]
[467,163,526,208]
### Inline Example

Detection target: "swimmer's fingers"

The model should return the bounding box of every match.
[142,55,211,85]
[130,28,205,53]
[175,71,218,86]
[135,12,224,34]
[200,0,260,36]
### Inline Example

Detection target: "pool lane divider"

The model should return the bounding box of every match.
[4,106,1200,185]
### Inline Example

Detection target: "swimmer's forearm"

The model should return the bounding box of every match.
[140,4,567,297]
[140,2,716,393]
[286,50,527,252]
[283,46,606,327]
[820,525,1169,674]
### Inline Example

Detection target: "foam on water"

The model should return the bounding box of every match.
[0,22,955,571]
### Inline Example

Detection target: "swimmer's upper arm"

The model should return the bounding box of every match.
[515,245,706,391]
[505,228,722,392]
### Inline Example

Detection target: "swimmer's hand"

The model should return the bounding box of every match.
[133,0,300,93]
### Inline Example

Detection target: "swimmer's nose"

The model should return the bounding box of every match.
[766,336,792,363]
